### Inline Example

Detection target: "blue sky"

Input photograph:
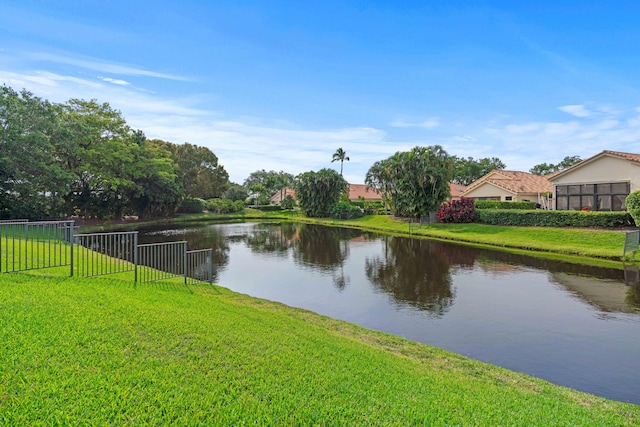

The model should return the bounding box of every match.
[2,1,640,184]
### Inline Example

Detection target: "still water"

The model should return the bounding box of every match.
[138,221,640,404]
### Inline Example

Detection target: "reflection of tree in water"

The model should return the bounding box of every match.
[138,223,230,283]
[292,224,362,273]
[244,222,298,257]
[366,236,454,316]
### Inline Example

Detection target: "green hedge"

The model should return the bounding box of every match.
[205,199,245,214]
[475,209,633,227]
[252,205,284,212]
[475,200,537,210]
[177,198,206,213]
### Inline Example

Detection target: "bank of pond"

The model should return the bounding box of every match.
[135,220,640,405]
[2,219,640,424]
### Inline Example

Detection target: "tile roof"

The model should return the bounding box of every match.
[449,182,467,198]
[549,150,640,180]
[462,170,552,195]
[348,184,381,200]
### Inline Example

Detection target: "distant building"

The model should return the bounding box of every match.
[461,170,552,204]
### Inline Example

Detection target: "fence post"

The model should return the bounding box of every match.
[134,232,139,283]
[69,222,74,277]
[184,242,188,284]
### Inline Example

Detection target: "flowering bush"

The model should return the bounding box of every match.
[436,197,476,223]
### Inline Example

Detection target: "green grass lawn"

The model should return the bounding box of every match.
[1,262,639,425]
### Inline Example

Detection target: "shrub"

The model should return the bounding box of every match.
[330,201,364,219]
[252,205,284,212]
[437,197,476,223]
[626,191,640,227]
[475,209,633,227]
[351,200,384,215]
[281,195,296,210]
[178,198,205,213]
[205,198,245,214]
[475,200,537,210]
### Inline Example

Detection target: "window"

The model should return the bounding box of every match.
[505,196,513,201]
[555,182,629,211]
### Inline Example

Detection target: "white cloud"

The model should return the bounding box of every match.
[419,118,440,129]
[28,52,189,81]
[390,117,440,129]
[558,104,592,118]
[101,77,130,86]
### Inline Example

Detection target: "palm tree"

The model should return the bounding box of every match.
[331,148,350,176]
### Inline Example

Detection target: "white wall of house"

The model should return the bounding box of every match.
[552,155,640,191]
[463,183,515,201]
[550,155,640,211]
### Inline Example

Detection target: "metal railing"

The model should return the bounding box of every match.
[0,220,74,274]
[0,219,29,224]
[186,249,213,284]
[623,230,640,256]
[74,231,138,279]
[1,220,216,285]
[138,241,187,283]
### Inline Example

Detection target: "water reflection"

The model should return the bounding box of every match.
[366,237,455,316]
[293,224,363,272]
[138,224,230,283]
[245,222,298,257]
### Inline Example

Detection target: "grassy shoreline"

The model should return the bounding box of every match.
[1,265,639,425]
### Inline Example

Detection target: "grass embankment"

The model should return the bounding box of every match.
[2,264,639,425]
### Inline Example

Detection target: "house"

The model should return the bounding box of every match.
[548,150,640,211]
[460,170,552,204]
[270,187,296,204]
[271,182,468,204]
[348,184,381,201]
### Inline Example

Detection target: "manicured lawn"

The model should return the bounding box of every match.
[1,262,639,425]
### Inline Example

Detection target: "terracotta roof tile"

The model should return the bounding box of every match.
[550,150,640,180]
[348,184,381,200]
[463,170,552,195]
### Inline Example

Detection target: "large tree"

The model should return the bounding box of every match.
[57,98,138,218]
[530,155,582,176]
[293,168,348,217]
[365,145,452,218]
[451,156,506,186]
[0,86,73,219]
[171,142,229,199]
[244,169,293,203]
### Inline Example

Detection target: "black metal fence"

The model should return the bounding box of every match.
[186,249,214,284]
[0,220,74,275]
[138,241,188,283]
[74,231,138,279]
[623,230,640,256]
[1,220,215,285]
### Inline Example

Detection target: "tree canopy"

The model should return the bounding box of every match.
[529,155,582,176]
[365,146,452,218]
[331,148,350,176]
[0,84,230,219]
[450,156,506,186]
[293,168,347,218]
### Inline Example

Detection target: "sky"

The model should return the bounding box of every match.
[2,1,640,184]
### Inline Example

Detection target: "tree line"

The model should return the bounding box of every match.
[0,86,230,219]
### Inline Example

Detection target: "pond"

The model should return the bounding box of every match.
[138,221,640,404]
